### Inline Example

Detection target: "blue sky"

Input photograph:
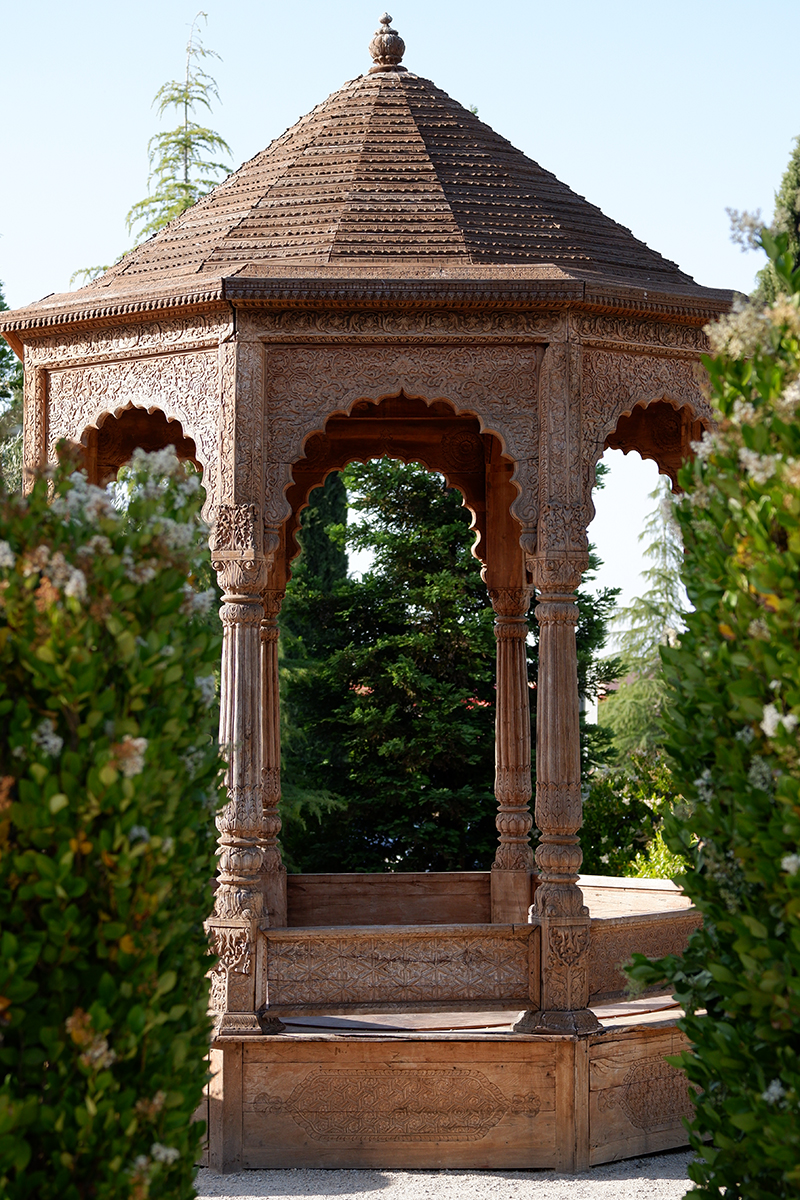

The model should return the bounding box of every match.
[3,0,798,608]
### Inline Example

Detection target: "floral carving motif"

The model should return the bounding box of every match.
[212,505,257,553]
[249,309,563,340]
[208,925,252,1013]
[43,352,219,501]
[247,1067,542,1142]
[598,1056,694,1130]
[581,349,710,466]
[261,344,541,536]
[575,314,709,354]
[587,911,701,1002]
[262,929,531,1007]
[25,312,229,367]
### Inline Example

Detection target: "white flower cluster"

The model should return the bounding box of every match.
[195,674,216,707]
[734,725,755,744]
[51,471,116,523]
[150,1143,180,1164]
[781,853,800,876]
[747,756,774,792]
[48,551,87,601]
[153,516,196,553]
[130,445,182,479]
[32,718,64,758]
[738,447,780,485]
[760,703,798,738]
[77,534,113,559]
[705,300,771,359]
[762,1079,786,1105]
[0,540,15,569]
[175,473,201,506]
[181,744,206,775]
[180,582,216,616]
[129,825,150,843]
[110,735,148,778]
[20,545,87,601]
[694,768,714,804]
[731,398,757,425]
[748,618,770,641]
[691,431,721,462]
[122,549,158,584]
[79,1037,117,1071]
[776,377,800,418]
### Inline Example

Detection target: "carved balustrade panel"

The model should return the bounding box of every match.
[258,924,538,1015]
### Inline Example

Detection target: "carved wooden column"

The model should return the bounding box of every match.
[206,505,282,1036]
[515,553,599,1034]
[489,587,534,920]
[484,452,534,923]
[260,588,287,928]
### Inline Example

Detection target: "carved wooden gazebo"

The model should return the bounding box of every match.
[1,15,731,1173]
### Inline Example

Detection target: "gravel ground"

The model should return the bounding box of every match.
[196,1149,693,1199]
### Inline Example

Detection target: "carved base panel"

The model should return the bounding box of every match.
[210,1036,561,1171]
[589,1021,693,1166]
[204,1017,691,1172]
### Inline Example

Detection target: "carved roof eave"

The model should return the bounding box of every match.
[0,272,733,347]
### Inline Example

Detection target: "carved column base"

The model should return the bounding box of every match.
[513,1008,601,1035]
[206,917,274,1039]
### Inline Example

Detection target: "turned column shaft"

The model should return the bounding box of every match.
[260,590,287,927]
[534,593,583,903]
[215,593,269,923]
[520,585,597,1033]
[492,607,533,872]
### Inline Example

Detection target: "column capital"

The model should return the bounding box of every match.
[488,586,532,620]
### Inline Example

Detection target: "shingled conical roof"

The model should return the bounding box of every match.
[1,16,730,335]
[96,56,692,291]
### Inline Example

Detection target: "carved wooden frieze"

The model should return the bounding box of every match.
[44,350,219,496]
[247,1067,542,1142]
[243,308,566,342]
[260,925,534,1009]
[261,343,542,534]
[574,314,709,355]
[24,311,230,367]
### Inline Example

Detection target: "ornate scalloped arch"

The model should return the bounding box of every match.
[260,343,544,544]
[45,351,219,500]
[580,348,713,524]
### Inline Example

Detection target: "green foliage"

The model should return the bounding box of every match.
[580,751,679,876]
[600,477,686,756]
[279,458,621,872]
[627,232,800,1197]
[0,447,224,1199]
[126,14,231,242]
[290,472,348,591]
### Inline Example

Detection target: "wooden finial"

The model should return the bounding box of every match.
[369,13,406,72]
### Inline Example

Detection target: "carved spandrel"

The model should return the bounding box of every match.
[581,348,711,464]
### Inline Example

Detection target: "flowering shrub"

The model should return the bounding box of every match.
[627,233,800,1197]
[0,448,224,1199]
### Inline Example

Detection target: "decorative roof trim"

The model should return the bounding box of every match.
[0,276,732,339]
